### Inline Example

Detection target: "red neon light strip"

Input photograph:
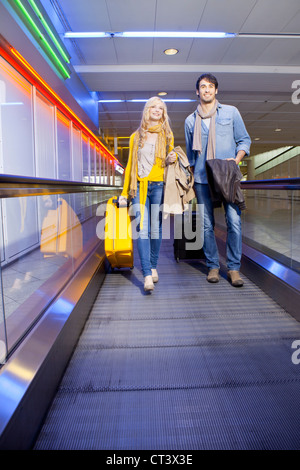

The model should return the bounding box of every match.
[0,45,119,163]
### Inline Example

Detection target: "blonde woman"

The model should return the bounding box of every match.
[119,97,176,292]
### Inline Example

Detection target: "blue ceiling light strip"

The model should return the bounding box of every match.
[98,99,196,103]
[64,31,300,40]
[65,31,236,39]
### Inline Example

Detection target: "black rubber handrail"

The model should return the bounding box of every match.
[0,174,121,197]
[241,177,300,190]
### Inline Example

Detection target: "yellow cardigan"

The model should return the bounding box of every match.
[121,132,174,228]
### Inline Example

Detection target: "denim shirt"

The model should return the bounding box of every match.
[184,103,251,184]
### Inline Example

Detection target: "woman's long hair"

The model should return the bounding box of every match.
[136,96,173,148]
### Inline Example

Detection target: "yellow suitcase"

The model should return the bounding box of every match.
[104,197,133,269]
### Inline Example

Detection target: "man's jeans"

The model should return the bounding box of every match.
[194,183,242,271]
[132,181,164,277]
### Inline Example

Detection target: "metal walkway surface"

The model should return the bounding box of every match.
[34,237,300,450]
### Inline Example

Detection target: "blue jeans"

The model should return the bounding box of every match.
[194,183,242,271]
[131,181,164,277]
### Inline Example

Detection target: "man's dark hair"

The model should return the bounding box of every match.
[196,73,218,91]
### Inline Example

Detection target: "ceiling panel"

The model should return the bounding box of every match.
[221,38,273,64]
[155,0,207,30]
[282,9,300,31]
[105,0,157,30]
[113,38,155,64]
[59,0,111,30]
[255,39,300,65]
[239,0,300,33]
[198,0,257,31]
[71,38,118,65]
[187,38,235,63]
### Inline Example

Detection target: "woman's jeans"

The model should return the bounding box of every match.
[194,183,242,271]
[131,181,164,277]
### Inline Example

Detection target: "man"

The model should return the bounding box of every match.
[185,73,251,287]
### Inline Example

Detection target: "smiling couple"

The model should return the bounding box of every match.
[119,73,251,292]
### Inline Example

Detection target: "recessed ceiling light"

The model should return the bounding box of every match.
[275,128,282,132]
[158,92,167,96]
[254,137,260,141]
[164,48,179,55]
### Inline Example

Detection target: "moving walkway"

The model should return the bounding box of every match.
[0,177,299,450]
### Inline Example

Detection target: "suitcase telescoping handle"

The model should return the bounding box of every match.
[113,196,130,208]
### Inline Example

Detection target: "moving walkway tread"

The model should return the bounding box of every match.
[34,238,300,450]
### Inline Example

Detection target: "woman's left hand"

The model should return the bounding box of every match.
[166,151,177,165]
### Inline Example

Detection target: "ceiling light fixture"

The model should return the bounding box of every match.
[64,31,235,39]
[163,99,195,102]
[64,31,300,40]
[164,48,179,55]
[158,92,167,96]
[238,33,300,39]
[98,99,196,103]
[98,99,124,103]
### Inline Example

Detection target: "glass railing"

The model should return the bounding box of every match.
[214,178,300,274]
[0,176,122,365]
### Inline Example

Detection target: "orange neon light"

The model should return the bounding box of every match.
[0,57,32,95]
[57,109,71,127]
[3,46,119,164]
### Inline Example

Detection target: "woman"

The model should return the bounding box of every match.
[119,97,176,292]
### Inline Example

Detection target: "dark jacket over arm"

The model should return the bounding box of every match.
[205,159,246,210]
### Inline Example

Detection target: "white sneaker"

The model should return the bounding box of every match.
[144,275,154,292]
[151,269,159,283]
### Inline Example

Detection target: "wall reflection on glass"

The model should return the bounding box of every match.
[40,195,83,259]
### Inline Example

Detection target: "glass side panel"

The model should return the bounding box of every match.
[0,188,120,355]
[0,202,7,366]
[215,188,299,273]
[291,190,300,273]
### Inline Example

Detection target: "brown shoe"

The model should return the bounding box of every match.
[207,268,220,283]
[228,270,244,287]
